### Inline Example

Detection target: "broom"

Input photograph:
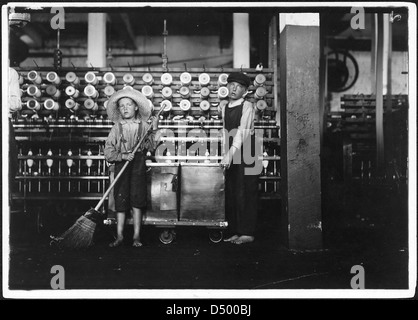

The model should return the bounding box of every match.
[51,107,164,249]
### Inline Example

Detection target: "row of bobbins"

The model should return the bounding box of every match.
[253,73,268,113]
[142,72,230,115]
[20,69,269,118]
[18,146,107,194]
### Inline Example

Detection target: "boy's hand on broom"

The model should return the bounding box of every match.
[122,152,135,161]
[150,116,159,130]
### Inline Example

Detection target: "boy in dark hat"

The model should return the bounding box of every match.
[104,88,159,247]
[219,72,259,245]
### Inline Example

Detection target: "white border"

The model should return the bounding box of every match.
[2,1,417,300]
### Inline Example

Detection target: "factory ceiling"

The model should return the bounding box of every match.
[9,6,409,66]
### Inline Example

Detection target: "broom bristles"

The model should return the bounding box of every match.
[57,215,97,249]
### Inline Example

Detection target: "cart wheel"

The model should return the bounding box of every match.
[159,229,175,244]
[209,230,223,243]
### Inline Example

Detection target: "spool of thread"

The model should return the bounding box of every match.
[46,85,61,99]
[147,99,154,110]
[84,98,98,111]
[67,149,73,169]
[84,71,98,85]
[198,73,210,87]
[142,73,154,85]
[160,100,172,112]
[66,72,80,86]
[103,100,109,109]
[27,84,42,98]
[262,151,269,171]
[200,87,210,99]
[165,149,172,163]
[180,72,192,86]
[179,99,191,112]
[103,72,117,85]
[199,100,210,112]
[27,98,41,111]
[204,149,210,163]
[65,99,80,111]
[84,84,99,98]
[86,149,93,169]
[217,86,229,99]
[123,86,134,92]
[254,73,266,87]
[46,71,62,85]
[27,70,42,84]
[44,99,60,111]
[65,86,80,98]
[123,73,135,86]
[141,85,154,99]
[254,86,267,99]
[27,149,34,173]
[161,73,173,86]
[218,73,228,86]
[104,85,115,97]
[161,87,173,99]
[46,149,54,172]
[256,100,268,111]
[179,86,190,98]
[146,150,152,164]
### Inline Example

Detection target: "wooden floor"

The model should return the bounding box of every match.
[5,181,411,299]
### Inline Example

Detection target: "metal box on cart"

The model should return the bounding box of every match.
[177,163,227,243]
[143,162,227,244]
[179,163,225,222]
[145,162,179,222]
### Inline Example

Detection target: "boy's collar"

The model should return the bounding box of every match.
[120,118,141,124]
[228,98,244,107]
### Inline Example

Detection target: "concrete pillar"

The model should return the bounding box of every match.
[87,13,106,68]
[233,13,250,68]
[279,13,322,250]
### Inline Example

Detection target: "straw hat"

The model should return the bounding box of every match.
[106,87,153,123]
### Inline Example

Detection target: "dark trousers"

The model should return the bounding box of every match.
[225,162,259,236]
[113,152,147,212]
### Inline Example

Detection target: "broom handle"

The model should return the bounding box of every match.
[94,107,165,211]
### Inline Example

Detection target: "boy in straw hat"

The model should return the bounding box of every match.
[104,88,159,247]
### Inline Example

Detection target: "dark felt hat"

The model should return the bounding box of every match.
[227,72,251,88]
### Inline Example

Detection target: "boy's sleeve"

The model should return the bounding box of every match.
[218,100,227,119]
[231,101,255,150]
[104,125,123,162]
[141,121,161,152]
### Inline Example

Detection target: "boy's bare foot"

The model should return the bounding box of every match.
[132,239,143,247]
[224,234,239,242]
[109,237,124,248]
[232,235,254,245]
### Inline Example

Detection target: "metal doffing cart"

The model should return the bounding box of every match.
[104,162,227,244]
